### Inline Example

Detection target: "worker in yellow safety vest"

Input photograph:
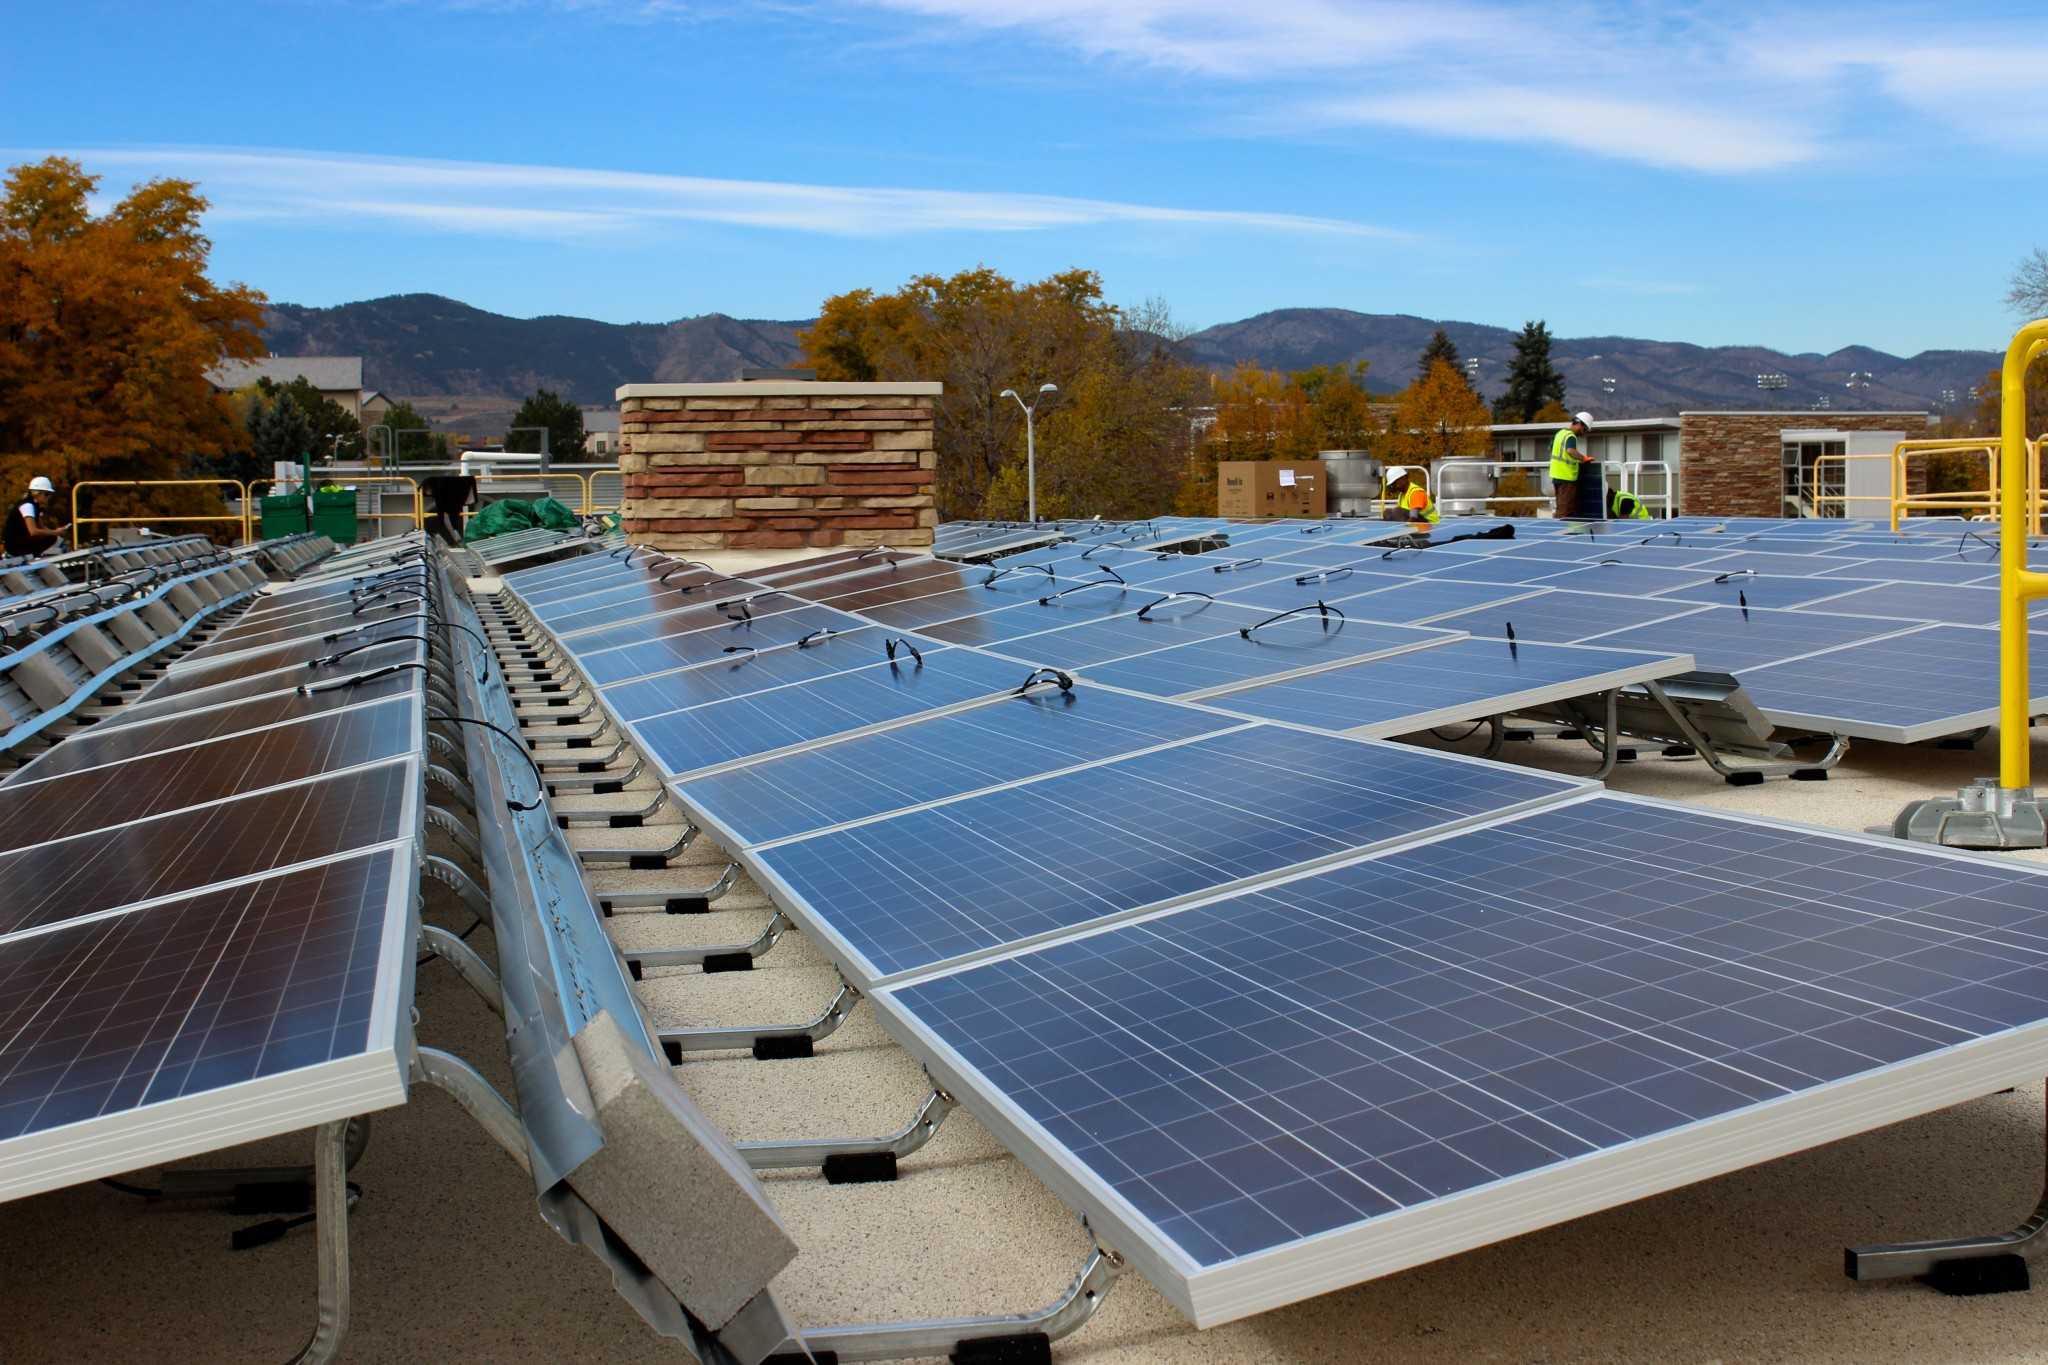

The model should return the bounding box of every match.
[1549,411,1595,518]
[1385,466,1441,525]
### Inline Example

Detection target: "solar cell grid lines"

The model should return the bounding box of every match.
[678,687,1241,847]
[883,795,2048,1323]
[981,598,1279,671]
[1207,637,1690,737]
[0,759,419,936]
[1739,625,2048,743]
[1812,559,1997,586]
[1657,574,1874,611]
[1528,564,1720,598]
[1426,592,1708,647]
[148,616,426,693]
[1578,605,1909,675]
[543,578,754,637]
[106,639,427,725]
[569,605,866,687]
[1077,619,1458,700]
[599,626,887,722]
[634,643,1032,779]
[562,590,808,654]
[3,676,417,787]
[755,725,1582,984]
[0,697,417,855]
[0,848,415,1201]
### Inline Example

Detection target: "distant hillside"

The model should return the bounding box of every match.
[1179,309,1995,415]
[262,295,1995,424]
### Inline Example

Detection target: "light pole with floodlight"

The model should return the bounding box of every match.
[999,383,1058,522]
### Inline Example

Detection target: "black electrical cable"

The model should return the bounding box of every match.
[433,714,546,811]
[99,1177,163,1199]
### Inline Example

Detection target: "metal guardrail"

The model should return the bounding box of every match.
[1414,458,1673,518]
[249,475,425,541]
[69,479,250,546]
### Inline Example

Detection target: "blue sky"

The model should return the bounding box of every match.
[4,0,2044,354]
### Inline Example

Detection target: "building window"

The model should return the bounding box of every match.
[1782,439,1847,515]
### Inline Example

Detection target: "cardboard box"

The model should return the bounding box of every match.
[1217,461,1329,519]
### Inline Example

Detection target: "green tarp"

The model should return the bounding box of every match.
[463,495,579,544]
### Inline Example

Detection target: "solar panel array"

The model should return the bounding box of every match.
[0,547,431,1201]
[505,517,2048,1325]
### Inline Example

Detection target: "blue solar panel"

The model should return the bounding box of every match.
[1673,549,1841,574]
[1800,582,2020,626]
[599,627,888,722]
[541,574,736,635]
[0,850,398,1142]
[1816,542,1981,563]
[1527,564,1720,597]
[573,604,865,687]
[1078,620,1457,698]
[1813,559,1997,586]
[1739,625,2048,741]
[1207,568,1408,614]
[1423,556,1578,587]
[679,687,1239,845]
[1209,637,1685,735]
[759,725,1579,982]
[1330,579,1547,625]
[1426,590,1706,645]
[560,592,812,655]
[987,599,1274,670]
[1657,574,1878,611]
[1579,605,1905,675]
[634,643,1028,777]
[885,796,2048,1292]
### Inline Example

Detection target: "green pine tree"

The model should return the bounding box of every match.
[1492,321,1568,422]
[508,388,587,461]
[1416,328,1462,386]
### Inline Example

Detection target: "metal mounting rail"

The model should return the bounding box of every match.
[577,821,699,867]
[660,980,860,1062]
[736,1087,953,1176]
[547,753,645,792]
[600,860,741,915]
[625,909,787,974]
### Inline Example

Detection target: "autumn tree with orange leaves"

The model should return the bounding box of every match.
[0,156,265,531]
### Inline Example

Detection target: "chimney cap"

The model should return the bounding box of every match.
[739,367,817,382]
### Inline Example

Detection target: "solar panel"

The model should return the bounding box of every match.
[677,686,1242,847]
[1425,591,1708,646]
[747,547,924,588]
[1812,559,1996,586]
[880,794,2048,1325]
[1206,637,1691,737]
[1075,619,1458,699]
[753,725,1584,985]
[1526,564,1720,597]
[3,676,418,787]
[1328,578,1549,625]
[0,759,419,937]
[1796,581,2019,626]
[982,600,1285,671]
[0,698,418,855]
[102,639,426,726]
[559,591,811,654]
[599,626,888,723]
[1578,605,1909,675]
[1656,574,1876,611]
[143,618,425,696]
[571,604,865,687]
[1422,556,1580,587]
[1738,625,2048,743]
[633,643,1029,778]
[0,847,415,1201]
[543,572,755,636]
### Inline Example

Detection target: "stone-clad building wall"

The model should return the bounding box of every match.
[1678,411,1927,517]
[617,381,941,550]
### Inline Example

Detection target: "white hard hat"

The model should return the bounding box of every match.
[1573,411,1595,427]
[27,476,54,494]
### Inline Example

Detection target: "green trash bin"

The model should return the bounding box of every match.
[313,487,359,544]
[260,493,308,538]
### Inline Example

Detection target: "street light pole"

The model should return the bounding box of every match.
[999,383,1059,523]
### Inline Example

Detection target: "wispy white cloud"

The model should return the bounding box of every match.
[842,0,2048,173]
[56,146,1406,242]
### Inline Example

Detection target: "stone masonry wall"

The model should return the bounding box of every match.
[1678,412,1929,517]
[617,382,940,550]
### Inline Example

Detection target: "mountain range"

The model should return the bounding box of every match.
[260,294,1996,430]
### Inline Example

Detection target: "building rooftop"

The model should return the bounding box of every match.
[208,355,365,392]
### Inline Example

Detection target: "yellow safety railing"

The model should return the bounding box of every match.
[250,476,423,542]
[1804,451,1896,519]
[70,479,251,546]
[582,467,621,515]
[1884,439,2002,529]
[1997,323,2048,790]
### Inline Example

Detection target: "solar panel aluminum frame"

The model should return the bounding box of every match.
[1736,624,2048,744]
[671,726,1600,993]
[1203,641,1700,739]
[869,793,2048,1328]
[0,842,421,1204]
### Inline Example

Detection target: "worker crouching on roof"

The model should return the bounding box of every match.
[1549,412,1595,519]
[1387,467,1440,526]
[3,477,66,556]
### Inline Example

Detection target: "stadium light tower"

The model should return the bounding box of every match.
[999,383,1059,523]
